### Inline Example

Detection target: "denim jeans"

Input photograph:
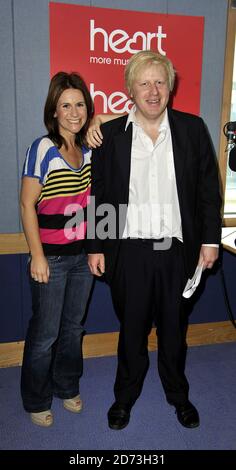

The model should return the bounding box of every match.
[21,252,93,412]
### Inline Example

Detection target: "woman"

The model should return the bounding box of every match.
[20,71,119,427]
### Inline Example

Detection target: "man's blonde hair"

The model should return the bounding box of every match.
[125,50,176,95]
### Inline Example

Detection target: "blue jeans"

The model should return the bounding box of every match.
[21,253,93,412]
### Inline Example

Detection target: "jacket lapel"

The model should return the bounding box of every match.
[113,121,133,203]
[168,108,187,192]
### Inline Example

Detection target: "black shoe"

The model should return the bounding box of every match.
[175,400,200,428]
[108,402,131,430]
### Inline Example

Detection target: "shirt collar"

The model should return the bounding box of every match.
[125,105,136,130]
[125,105,169,132]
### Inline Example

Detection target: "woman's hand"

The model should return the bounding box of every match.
[86,116,103,148]
[30,254,50,283]
[86,113,125,148]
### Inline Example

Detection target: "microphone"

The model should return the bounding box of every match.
[226,121,236,145]
[229,145,236,171]
[223,121,236,171]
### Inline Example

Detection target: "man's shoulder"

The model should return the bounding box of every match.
[101,115,129,133]
[169,108,203,125]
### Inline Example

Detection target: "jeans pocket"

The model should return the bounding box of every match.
[46,256,61,263]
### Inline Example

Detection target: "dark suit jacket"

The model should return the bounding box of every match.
[87,108,222,282]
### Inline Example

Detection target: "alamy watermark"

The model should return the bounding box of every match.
[64,196,175,251]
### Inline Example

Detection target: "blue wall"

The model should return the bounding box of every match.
[0,251,235,342]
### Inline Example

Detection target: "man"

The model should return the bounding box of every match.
[87,51,222,430]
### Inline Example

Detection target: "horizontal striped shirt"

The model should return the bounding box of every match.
[22,136,91,255]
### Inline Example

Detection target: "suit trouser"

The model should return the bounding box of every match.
[110,238,190,407]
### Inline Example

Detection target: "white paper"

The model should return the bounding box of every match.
[182,264,203,299]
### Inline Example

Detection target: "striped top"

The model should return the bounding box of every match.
[22,136,91,255]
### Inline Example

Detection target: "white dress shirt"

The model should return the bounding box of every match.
[123,107,183,240]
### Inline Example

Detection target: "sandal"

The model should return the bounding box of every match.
[30,410,53,427]
[63,394,82,413]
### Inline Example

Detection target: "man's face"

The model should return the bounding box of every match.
[131,63,170,123]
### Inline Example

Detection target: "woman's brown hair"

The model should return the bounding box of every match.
[44,71,94,149]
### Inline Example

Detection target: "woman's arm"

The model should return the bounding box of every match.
[20,177,50,283]
[86,113,125,148]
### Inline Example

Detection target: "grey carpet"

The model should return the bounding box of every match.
[0,342,236,450]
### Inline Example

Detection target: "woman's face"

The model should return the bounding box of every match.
[54,88,87,139]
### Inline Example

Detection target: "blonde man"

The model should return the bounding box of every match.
[88,51,221,430]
